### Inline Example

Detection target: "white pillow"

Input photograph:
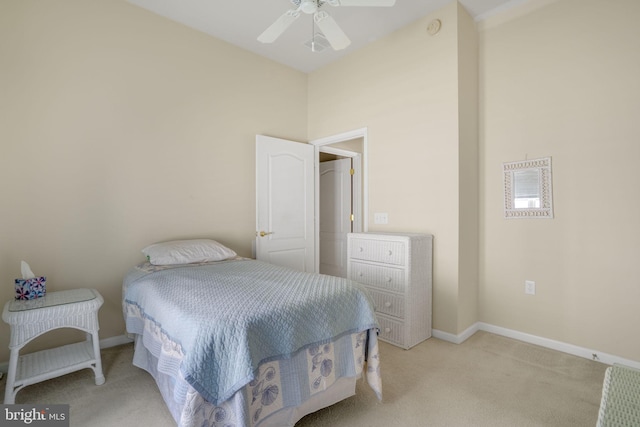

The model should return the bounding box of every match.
[142,239,237,265]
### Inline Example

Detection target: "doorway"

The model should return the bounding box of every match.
[311,128,368,276]
[319,155,352,277]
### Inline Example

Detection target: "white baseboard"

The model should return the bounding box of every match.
[98,334,133,349]
[432,322,479,344]
[434,322,640,370]
[4,329,639,374]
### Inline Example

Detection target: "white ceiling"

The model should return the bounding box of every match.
[126,0,520,73]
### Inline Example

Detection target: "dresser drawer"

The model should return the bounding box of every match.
[368,288,405,319]
[348,238,405,266]
[349,261,405,293]
[377,315,405,347]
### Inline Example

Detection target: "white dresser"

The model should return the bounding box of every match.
[347,232,433,349]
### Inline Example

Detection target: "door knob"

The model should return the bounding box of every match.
[258,231,273,237]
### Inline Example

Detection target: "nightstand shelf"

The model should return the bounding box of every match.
[15,341,96,386]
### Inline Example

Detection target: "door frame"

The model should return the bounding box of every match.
[310,127,368,272]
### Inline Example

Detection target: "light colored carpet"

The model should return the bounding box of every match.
[1,331,607,426]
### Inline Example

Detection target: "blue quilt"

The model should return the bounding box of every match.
[123,259,378,405]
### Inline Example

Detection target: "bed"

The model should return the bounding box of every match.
[122,239,382,427]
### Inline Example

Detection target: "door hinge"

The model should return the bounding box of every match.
[350,168,355,175]
[350,214,355,222]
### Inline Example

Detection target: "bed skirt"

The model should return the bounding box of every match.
[131,328,381,427]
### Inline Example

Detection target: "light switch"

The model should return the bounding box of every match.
[374,213,388,224]
[525,280,536,295]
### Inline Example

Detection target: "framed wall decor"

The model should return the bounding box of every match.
[503,157,553,219]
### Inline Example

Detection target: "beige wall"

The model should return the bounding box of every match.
[456,2,480,332]
[0,0,307,361]
[479,0,640,360]
[2,0,639,367]
[308,2,478,336]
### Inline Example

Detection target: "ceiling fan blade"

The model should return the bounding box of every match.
[257,10,300,43]
[327,0,396,6]
[314,11,351,50]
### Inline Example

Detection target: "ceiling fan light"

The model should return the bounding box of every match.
[300,0,318,14]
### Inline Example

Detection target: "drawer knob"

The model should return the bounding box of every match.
[384,327,391,333]
[386,277,392,283]
[384,301,392,308]
[358,272,363,277]
[387,250,392,256]
[359,247,364,252]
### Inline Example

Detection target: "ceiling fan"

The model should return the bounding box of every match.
[258,0,396,51]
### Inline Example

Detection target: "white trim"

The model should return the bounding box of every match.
[351,155,362,233]
[476,0,562,29]
[318,145,359,158]
[474,0,530,22]
[433,322,640,369]
[431,329,461,344]
[99,334,133,349]
[432,323,479,344]
[6,328,640,375]
[311,127,368,146]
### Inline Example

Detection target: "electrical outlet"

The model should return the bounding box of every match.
[374,213,388,224]
[525,280,536,295]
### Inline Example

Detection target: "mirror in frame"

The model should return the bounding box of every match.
[503,157,553,219]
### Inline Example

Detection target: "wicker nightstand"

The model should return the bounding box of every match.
[597,364,640,426]
[2,288,105,404]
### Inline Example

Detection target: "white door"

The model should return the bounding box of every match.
[319,158,352,277]
[256,135,315,272]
